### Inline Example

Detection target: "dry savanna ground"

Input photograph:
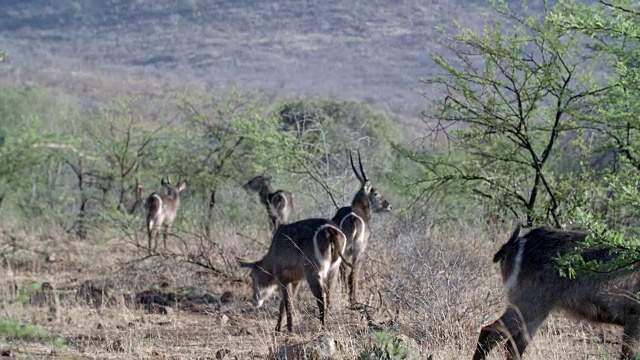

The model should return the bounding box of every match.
[0,212,629,360]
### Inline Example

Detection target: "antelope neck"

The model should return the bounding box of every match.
[259,185,274,205]
[351,190,371,221]
[166,189,180,201]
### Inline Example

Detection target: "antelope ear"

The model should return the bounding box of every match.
[363,181,372,194]
[236,257,255,269]
[177,180,187,192]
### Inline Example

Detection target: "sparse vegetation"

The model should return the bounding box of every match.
[358,332,414,360]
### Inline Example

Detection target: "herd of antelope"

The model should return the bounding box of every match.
[139,151,640,359]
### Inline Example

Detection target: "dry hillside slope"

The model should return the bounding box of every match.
[0,0,541,136]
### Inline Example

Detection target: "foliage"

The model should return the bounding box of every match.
[397,0,616,227]
[545,0,640,274]
[357,332,420,360]
[0,88,78,221]
[10,282,43,304]
[556,173,640,278]
[0,319,66,348]
[277,99,400,161]
[0,84,400,246]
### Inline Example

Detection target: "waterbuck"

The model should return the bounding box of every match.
[236,218,347,332]
[332,150,391,306]
[474,223,640,360]
[145,177,187,253]
[243,175,293,232]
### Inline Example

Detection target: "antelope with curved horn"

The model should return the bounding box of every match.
[474,222,640,360]
[243,175,293,232]
[332,150,391,306]
[145,176,187,253]
[237,218,348,332]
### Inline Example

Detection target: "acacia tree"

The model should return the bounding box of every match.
[85,106,161,212]
[548,0,640,274]
[400,0,610,226]
[550,0,640,172]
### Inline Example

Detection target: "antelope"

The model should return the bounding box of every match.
[236,218,347,332]
[332,150,391,306]
[474,222,640,360]
[145,177,187,253]
[243,175,293,232]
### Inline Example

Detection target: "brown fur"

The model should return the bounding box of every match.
[474,224,640,360]
[332,150,391,306]
[145,177,187,253]
[237,218,346,332]
[243,175,293,232]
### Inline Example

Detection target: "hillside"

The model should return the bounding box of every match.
[0,0,532,137]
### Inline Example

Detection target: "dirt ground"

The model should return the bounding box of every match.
[0,221,630,359]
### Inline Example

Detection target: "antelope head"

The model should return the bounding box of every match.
[350,150,392,213]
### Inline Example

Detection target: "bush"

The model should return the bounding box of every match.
[358,332,419,360]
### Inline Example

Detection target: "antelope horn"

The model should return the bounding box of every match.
[357,149,368,182]
[350,151,364,184]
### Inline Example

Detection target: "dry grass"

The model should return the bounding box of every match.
[0,214,628,359]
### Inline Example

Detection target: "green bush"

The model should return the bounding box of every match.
[358,332,424,360]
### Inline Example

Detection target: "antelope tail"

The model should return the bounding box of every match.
[327,226,353,268]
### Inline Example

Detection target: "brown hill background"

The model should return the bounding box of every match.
[0,0,544,137]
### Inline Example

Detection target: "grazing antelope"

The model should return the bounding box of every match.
[236,218,347,332]
[474,223,640,360]
[145,177,187,253]
[243,175,293,231]
[332,150,391,306]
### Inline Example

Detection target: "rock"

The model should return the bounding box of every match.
[220,291,234,303]
[203,293,219,304]
[271,334,336,360]
[1,348,12,357]
[147,303,172,315]
[45,253,57,263]
[185,293,219,304]
[135,289,175,306]
[220,314,229,326]
[215,348,231,359]
[76,280,114,308]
